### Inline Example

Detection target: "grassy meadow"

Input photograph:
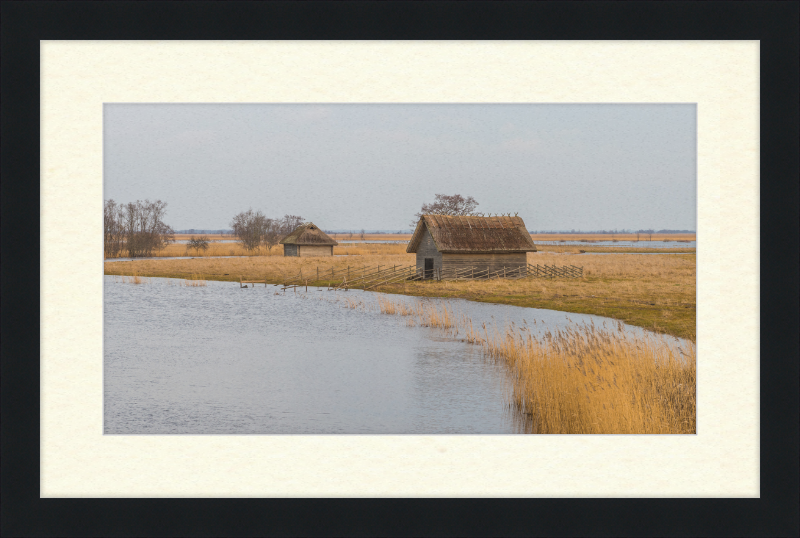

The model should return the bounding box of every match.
[112,232,695,259]
[105,241,696,341]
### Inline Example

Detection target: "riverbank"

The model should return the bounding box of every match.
[104,252,696,341]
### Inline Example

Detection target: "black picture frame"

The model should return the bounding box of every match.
[2,1,797,536]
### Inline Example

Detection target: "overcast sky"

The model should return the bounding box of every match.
[104,104,696,231]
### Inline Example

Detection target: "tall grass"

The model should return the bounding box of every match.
[111,271,145,284]
[183,274,207,287]
[373,296,696,434]
[483,321,695,434]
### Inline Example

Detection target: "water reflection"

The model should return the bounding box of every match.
[104,276,685,434]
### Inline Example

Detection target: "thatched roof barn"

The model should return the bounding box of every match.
[280,222,338,257]
[407,214,537,278]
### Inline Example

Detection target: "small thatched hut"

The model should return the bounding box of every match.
[280,222,338,257]
[407,214,537,278]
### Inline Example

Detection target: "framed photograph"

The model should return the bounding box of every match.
[3,1,797,536]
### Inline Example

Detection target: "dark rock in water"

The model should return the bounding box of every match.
[242,285,248,288]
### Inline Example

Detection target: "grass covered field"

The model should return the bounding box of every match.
[113,233,695,258]
[105,247,696,341]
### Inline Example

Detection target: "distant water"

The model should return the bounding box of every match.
[104,276,676,434]
[533,240,696,248]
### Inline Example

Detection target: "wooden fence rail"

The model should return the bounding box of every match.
[268,262,584,291]
[526,263,583,279]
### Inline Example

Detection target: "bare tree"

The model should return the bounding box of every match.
[262,218,282,252]
[104,199,175,258]
[360,229,366,241]
[186,235,210,255]
[230,209,269,253]
[104,199,126,257]
[279,214,305,237]
[412,193,479,226]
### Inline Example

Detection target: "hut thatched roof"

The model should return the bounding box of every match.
[407,214,537,253]
[279,222,338,246]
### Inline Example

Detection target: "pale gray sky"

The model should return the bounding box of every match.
[104,104,696,231]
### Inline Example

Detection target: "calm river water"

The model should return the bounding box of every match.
[104,276,667,434]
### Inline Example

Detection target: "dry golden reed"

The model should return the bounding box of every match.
[183,274,207,287]
[373,296,696,434]
[111,271,145,284]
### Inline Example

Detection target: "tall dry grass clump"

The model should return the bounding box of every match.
[112,271,145,284]
[481,321,695,434]
[183,274,207,287]
[374,296,695,434]
[377,297,456,331]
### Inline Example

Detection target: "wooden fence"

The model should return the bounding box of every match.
[526,263,584,279]
[253,262,583,291]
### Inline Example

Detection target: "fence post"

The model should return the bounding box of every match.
[503,266,506,278]
[317,267,319,281]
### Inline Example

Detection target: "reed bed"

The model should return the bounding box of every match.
[483,321,695,434]
[372,296,696,434]
[183,274,207,287]
[110,272,146,284]
[376,297,457,331]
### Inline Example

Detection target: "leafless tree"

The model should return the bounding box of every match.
[262,218,282,252]
[412,193,479,226]
[186,235,210,255]
[360,229,366,241]
[230,209,269,253]
[104,199,175,258]
[279,214,305,237]
[104,199,126,257]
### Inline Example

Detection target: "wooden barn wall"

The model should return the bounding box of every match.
[298,245,333,257]
[441,252,526,273]
[415,228,443,273]
[283,244,298,257]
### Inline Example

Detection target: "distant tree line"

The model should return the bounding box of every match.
[104,199,175,258]
[229,210,305,253]
[178,229,233,235]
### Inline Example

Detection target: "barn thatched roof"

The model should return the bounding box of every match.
[407,214,537,253]
[279,222,338,246]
